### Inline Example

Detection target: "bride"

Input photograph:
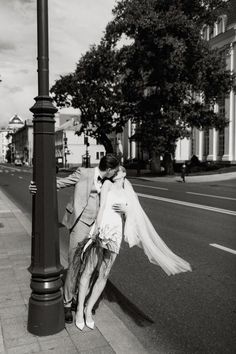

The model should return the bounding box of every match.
[73,166,192,330]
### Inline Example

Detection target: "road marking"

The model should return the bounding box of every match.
[18,176,23,179]
[210,243,236,255]
[187,191,236,201]
[132,183,168,191]
[137,193,236,216]
[11,174,14,176]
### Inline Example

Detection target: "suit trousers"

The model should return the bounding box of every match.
[64,219,93,307]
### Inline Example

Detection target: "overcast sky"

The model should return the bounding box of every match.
[0,0,116,127]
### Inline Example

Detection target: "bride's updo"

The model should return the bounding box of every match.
[113,166,126,180]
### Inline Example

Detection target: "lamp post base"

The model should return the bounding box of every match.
[28,292,64,336]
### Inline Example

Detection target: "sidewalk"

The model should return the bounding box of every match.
[127,169,236,183]
[0,188,148,354]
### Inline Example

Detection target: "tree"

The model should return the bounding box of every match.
[105,0,235,174]
[51,42,131,153]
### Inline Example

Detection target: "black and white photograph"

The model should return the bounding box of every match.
[0,0,235,353]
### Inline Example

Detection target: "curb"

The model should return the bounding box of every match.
[0,188,149,354]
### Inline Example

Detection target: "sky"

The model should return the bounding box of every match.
[0,0,116,128]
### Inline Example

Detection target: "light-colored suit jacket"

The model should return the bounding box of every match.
[57,168,97,230]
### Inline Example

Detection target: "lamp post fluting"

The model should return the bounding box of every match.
[27,0,64,336]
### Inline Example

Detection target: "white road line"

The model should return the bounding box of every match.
[132,183,168,191]
[187,191,236,201]
[137,193,236,216]
[11,174,14,176]
[18,176,23,179]
[210,243,236,255]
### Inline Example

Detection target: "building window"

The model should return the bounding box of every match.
[217,17,224,34]
[96,151,105,160]
[204,130,209,158]
[209,26,214,39]
[202,26,208,40]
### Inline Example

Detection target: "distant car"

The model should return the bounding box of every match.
[14,159,23,166]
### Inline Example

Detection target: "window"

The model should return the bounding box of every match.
[217,17,224,34]
[209,26,214,39]
[202,26,208,40]
[96,151,105,160]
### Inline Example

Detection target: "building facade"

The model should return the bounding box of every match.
[55,117,106,167]
[0,129,9,163]
[184,2,236,164]
[11,120,33,165]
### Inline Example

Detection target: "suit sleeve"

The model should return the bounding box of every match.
[56,168,82,190]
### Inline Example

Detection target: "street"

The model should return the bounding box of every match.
[0,164,236,353]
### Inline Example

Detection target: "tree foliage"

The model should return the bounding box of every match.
[51,41,131,152]
[105,0,234,172]
[51,0,235,173]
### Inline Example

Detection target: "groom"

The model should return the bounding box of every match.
[29,154,120,323]
[56,153,120,322]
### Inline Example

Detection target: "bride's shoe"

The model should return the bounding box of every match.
[85,319,95,330]
[75,319,85,331]
[84,308,95,329]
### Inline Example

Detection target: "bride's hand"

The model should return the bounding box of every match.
[112,203,128,215]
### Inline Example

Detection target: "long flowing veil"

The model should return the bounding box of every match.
[123,179,192,275]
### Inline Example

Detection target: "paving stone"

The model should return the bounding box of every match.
[78,346,116,354]
[0,290,25,308]
[70,329,108,352]
[0,283,19,295]
[8,254,31,267]
[7,341,41,354]
[0,268,15,282]
[38,335,77,353]
[0,304,27,319]
[2,316,38,349]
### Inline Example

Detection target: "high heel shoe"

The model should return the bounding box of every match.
[85,319,95,330]
[75,319,85,331]
[84,309,95,329]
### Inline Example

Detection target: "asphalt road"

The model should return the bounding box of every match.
[0,164,235,354]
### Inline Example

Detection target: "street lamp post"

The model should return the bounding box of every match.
[27,0,64,336]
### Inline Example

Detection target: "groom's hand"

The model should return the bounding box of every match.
[112,203,128,215]
[29,181,37,194]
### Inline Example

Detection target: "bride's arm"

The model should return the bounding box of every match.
[95,180,113,230]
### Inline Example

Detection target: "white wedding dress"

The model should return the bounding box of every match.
[95,186,127,254]
[85,179,191,276]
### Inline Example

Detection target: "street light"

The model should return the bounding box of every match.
[27,0,64,336]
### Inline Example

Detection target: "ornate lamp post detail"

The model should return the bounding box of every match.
[27,0,64,336]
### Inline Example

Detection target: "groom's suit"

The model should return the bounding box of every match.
[57,167,102,306]
[57,167,100,230]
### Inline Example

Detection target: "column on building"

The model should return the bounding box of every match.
[223,43,235,162]
[197,130,204,161]
[129,121,136,159]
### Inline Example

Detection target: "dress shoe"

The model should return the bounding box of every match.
[71,298,78,312]
[64,307,73,324]
[75,319,85,331]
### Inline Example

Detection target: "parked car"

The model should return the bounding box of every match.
[14,159,23,166]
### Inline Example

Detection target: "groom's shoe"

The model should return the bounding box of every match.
[64,307,73,324]
[71,298,78,312]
